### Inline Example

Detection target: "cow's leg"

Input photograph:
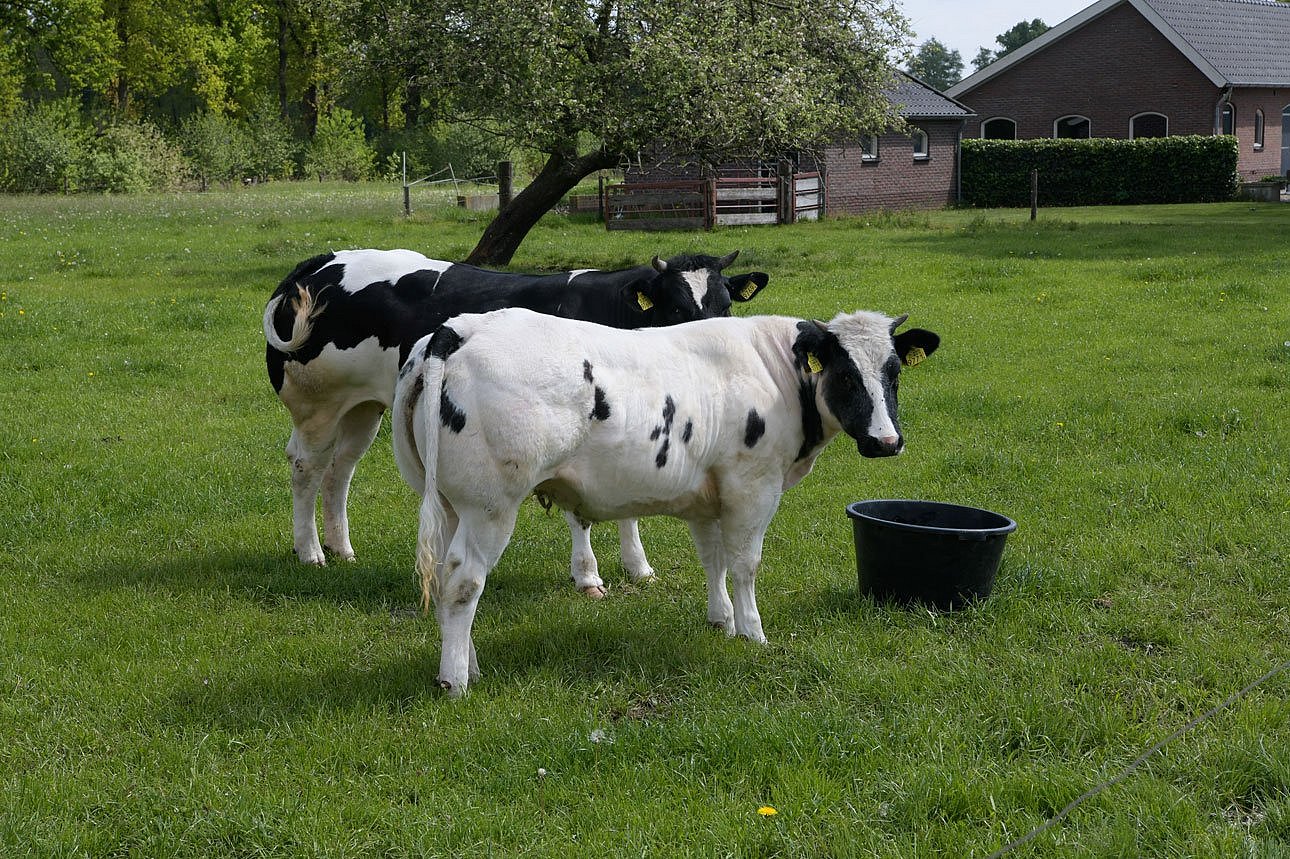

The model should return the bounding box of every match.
[321,401,384,560]
[285,428,333,565]
[433,505,518,696]
[617,519,656,583]
[687,519,733,635]
[717,494,780,645]
[564,511,606,598]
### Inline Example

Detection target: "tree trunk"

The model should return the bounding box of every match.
[276,2,289,117]
[466,148,618,266]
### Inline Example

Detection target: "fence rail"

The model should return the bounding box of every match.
[605,172,823,231]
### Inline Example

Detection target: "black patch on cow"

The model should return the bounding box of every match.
[583,360,595,383]
[428,325,462,360]
[744,409,766,448]
[439,382,466,433]
[655,439,670,468]
[796,380,824,461]
[650,394,678,467]
[590,386,610,421]
[682,419,693,444]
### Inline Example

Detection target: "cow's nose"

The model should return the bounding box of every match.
[859,435,903,458]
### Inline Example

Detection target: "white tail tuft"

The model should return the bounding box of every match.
[393,342,448,615]
[263,284,327,353]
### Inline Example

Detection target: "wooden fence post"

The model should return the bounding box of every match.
[777,160,795,225]
[498,160,514,208]
[703,177,717,230]
[1030,168,1038,220]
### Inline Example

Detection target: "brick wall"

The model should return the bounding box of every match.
[822,120,964,214]
[954,2,1289,181]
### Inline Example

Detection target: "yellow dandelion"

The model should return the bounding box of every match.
[757,806,778,817]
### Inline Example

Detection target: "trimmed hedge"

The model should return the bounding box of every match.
[961,135,1238,207]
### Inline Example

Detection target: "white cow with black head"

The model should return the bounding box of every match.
[392,307,939,695]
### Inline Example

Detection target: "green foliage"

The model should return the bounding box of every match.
[961,136,1240,207]
[304,108,376,181]
[0,99,91,192]
[84,121,188,193]
[241,96,300,182]
[995,18,1050,56]
[179,112,249,189]
[907,38,963,91]
[972,46,996,71]
[387,121,513,181]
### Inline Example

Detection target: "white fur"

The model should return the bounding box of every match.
[568,269,597,283]
[681,269,712,310]
[393,308,910,694]
[334,248,451,294]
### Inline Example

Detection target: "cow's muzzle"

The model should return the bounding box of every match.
[858,435,903,458]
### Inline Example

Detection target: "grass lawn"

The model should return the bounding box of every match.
[0,183,1286,857]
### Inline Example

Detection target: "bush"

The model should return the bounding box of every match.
[381,121,513,183]
[0,100,91,193]
[242,96,299,182]
[304,108,375,181]
[85,121,188,193]
[179,111,250,190]
[961,136,1239,207]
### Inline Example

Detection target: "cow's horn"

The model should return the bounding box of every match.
[651,255,668,273]
[717,250,739,270]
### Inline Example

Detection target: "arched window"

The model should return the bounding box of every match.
[1054,115,1091,139]
[981,117,1016,139]
[1222,103,1235,135]
[1254,109,1265,148]
[1130,112,1168,139]
[911,127,929,159]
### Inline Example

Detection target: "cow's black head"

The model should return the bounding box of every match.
[629,250,769,325]
[792,312,939,458]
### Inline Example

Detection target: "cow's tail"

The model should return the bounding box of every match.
[262,283,326,353]
[392,340,448,614]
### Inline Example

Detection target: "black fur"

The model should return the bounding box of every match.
[744,409,766,448]
[590,386,611,421]
[439,383,466,433]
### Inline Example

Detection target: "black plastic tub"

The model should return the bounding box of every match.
[846,500,1017,609]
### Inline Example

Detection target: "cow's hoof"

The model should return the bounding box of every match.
[297,550,326,566]
[709,620,736,636]
[324,546,356,562]
[629,571,658,585]
[579,584,608,599]
[436,678,465,698]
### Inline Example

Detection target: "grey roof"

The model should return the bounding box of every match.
[885,70,975,118]
[1142,0,1290,85]
[947,0,1290,96]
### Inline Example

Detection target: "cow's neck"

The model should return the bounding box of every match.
[757,319,843,488]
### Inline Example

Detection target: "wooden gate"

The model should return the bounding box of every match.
[604,172,824,231]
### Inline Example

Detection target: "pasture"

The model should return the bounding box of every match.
[0,184,1286,857]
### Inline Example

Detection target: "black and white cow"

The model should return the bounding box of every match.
[263,248,769,583]
[392,307,939,694]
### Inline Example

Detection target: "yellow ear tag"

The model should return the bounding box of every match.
[739,282,758,300]
[903,346,926,368]
[636,291,653,311]
[806,353,823,374]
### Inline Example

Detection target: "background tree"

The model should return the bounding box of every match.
[907,38,962,91]
[394,0,910,266]
[971,18,1050,72]
[995,18,1050,57]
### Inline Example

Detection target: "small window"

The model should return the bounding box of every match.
[1054,115,1091,139]
[1254,109,1264,148]
[981,117,1016,139]
[1222,103,1235,135]
[1130,112,1168,139]
[911,127,929,159]
[860,134,879,161]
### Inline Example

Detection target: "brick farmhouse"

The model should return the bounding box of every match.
[946,0,1290,183]
[626,71,975,216]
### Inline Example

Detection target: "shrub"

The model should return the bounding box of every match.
[382,121,513,183]
[179,111,250,190]
[241,96,299,182]
[0,99,91,193]
[961,136,1239,207]
[304,108,375,181]
[84,121,188,193]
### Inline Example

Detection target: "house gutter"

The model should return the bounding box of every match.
[1214,85,1233,135]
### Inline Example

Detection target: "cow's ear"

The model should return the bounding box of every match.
[792,319,831,373]
[623,279,657,313]
[727,272,769,302]
[894,327,940,367]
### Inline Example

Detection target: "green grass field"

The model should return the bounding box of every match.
[1,184,1287,857]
